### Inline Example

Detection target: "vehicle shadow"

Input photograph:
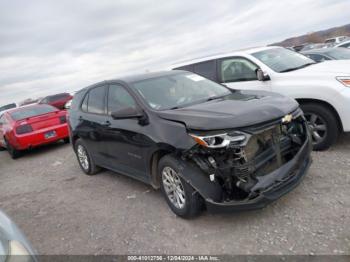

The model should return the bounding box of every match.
[19,140,70,158]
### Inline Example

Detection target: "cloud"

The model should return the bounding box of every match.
[0,0,349,105]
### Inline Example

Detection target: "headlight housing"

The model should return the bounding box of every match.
[189,131,247,148]
[336,76,350,87]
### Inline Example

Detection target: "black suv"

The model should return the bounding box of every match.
[69,71,312,218]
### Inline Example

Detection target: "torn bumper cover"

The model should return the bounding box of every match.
[205,136,312,212]
[178,114,312,212]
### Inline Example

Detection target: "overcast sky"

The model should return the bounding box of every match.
[0,0,349,105]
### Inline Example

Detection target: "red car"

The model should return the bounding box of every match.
[38,93,73,110]
[0,104,69,159]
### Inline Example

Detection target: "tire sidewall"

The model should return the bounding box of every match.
[74,139,94,175]
[301,103,339,151]
[158,155,201,217]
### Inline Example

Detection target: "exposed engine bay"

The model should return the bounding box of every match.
[183,115,308,203]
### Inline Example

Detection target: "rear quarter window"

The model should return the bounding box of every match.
[193,60,217,81]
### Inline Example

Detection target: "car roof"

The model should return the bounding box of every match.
[78,70,189,94]
[171,46,281,69]
[301,48,331,54]
[45,92,70,98]
[112,70,185,83]
[336,40,350,46]
[301,47,345,55]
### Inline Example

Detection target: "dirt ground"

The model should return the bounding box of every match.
[0,134,349,255]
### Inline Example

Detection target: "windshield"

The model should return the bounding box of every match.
[325,48,350,59]
[10,105,57,120]
[252,48,315,73]
[132,72,231,110]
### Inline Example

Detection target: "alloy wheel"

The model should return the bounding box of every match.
[77,145,89,170]
[304,113,327,145]
[162,166,186,209]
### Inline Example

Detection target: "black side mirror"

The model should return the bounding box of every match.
[256,69,270,81]
[111,107,148,125]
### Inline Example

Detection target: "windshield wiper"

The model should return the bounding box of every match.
[279,62,316,73]
[168,94,228,110]
[206,94,228,102]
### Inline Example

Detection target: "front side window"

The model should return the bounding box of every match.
[81,93,89,112]
[193,61,216,81]
[252,48,315,73]
[341,43,350,48]
[132,72,231,110]
[107,85,136,114]
[87,86,107,114]
[220,58,258,83]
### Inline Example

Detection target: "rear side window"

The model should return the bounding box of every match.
[193,61,216,81]
[86,86,107,114]
[9,105,57,121]
[173,65,194,72]
[341,43,350,48]
[107,85,136,114]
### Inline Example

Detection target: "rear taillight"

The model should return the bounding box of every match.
[16,124,33,134]
[59,115,67,124]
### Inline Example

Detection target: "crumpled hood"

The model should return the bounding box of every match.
[287,60,350,76]
[157,91,299,130]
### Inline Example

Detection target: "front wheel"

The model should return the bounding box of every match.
[301,103,339,151]
[159,155,203,218]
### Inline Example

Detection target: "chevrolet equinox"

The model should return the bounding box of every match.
[69,71,312,218]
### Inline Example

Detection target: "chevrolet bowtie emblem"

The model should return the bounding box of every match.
[282,114,293,124]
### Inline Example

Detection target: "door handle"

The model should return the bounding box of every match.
[102,121,111,127]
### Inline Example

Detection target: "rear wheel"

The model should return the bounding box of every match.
[74,138,100,175]
[301,103,339,151]
[5,138,22,159]
[159,155,203,218]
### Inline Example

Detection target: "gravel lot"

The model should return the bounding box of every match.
[0,134,349,255]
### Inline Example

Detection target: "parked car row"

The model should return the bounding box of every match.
[1,45,349,218]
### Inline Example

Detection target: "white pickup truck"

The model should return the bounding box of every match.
[173,46,350,150]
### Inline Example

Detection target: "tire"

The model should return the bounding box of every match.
[158,155,203,218]
[74,138,100,175]
[5,138,22,159]
[301,103,339,151]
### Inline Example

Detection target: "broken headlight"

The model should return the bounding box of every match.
[189,131,246,148]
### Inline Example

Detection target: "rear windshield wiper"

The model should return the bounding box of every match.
[280,63,315,73]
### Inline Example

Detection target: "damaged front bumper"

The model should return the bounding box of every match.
[178,113,313,212]
[205,135,312,212]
